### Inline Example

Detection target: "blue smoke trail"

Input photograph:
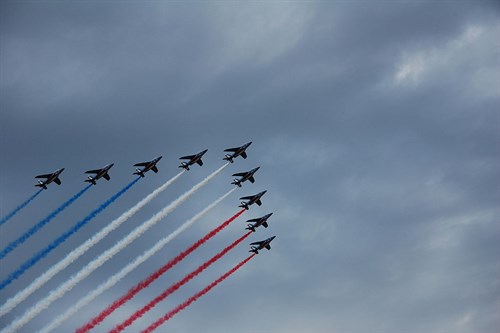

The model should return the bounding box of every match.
[0,185,92,261]
[0,178,139,290]
[0,189,43,227]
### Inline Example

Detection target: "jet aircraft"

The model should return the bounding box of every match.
[231,167,260,187]
[179,149,208,171]
[133,156,162,177]
[246,213,273,232]
[239,190,267,210]
[249,236,276,254]
[84,163,114,185]
[223,141,252,163]
[35,168,64,190]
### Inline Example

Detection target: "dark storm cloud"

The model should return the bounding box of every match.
[1,1,498,332]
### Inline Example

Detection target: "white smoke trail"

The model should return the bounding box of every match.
[1,164,228,333]
[0,171,184,318]
[39,187,236,333]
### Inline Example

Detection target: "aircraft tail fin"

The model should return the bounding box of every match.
[245,224,256,232]
[133,169,145,177]
[179,162,189,171]
[35,181,47,190]
[85,176,97,185]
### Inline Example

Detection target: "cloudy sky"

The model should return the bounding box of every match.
[0,1,498,332]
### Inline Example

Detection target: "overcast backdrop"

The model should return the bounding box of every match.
[1,1,499,332]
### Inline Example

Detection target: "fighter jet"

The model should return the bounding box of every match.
[239,190,267,210]
[249,236,276,254]
[231,167,260,187]
[84,163,114,185]
[223,141,252,163]
[246,213,273,232]
[133,156,162,177]
[35,168,65,190]
[179,149,208,171]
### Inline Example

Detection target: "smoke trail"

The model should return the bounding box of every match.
[0,178,139,294]
[54,191,239,333]
[0,189,43,227]
[0,171,183,318]
[143,254,256,333]
[0,164,227,333]
[112,232,252,333]
[76,206,244,333]
[0,185,91,261]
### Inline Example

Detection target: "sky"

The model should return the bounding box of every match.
[0,1,499,332]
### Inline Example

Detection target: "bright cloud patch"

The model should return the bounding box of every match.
[394,25,488,86]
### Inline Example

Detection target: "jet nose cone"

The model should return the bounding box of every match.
[157,156,163,161]
[59,168,65,172]
[270,236,276,241]
[109,163,114,168]
[202,149,208,154]
[261,190,267,195]
[268,213,273,217]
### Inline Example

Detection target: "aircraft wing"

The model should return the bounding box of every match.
[224,147,239,152]
[256,199,262,206]
[54,178,62,185]
[196,160,203,166]
[151,166,159,173]
[240,195,255,200]
[85,169,102,174]
[249,176,255,183]
[134,162,150,167]
[241,152,248,159]
[250,241,264,246]
[265,244,271,250]
[35,173,52,179]
[262,221,268,228]
[232,172,247,177]
[180,155,196,160]
[103,174,111,181]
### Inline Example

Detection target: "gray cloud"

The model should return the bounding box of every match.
[1,1,498,332]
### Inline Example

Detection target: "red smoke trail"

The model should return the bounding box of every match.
[77,209,245,333]
[142,254,256,333]
[111,232,252,333]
